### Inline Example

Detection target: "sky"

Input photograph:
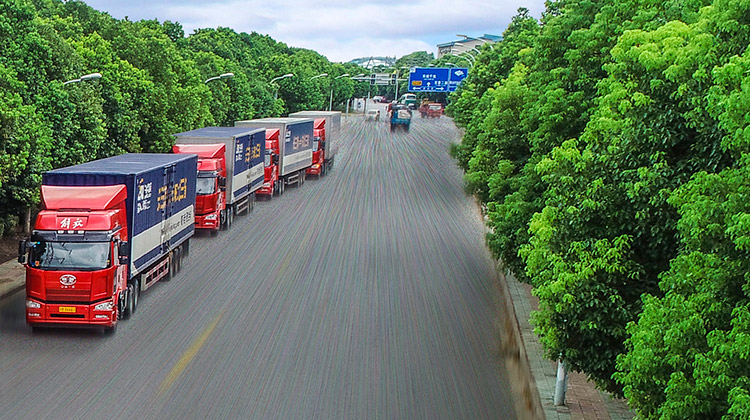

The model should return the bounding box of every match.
[80,0,547,63]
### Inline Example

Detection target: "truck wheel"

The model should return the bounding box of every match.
[132,278,140,314]
[220,210,227,231]
[227,207,233,229]
[123,284,134,319]
[176,248,182,273]
[280,179,285,195]
[248,194,255,214]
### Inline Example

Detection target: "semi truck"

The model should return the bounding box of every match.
[173,127,265,231]
[18,154,197,333]
[288,111,340,177]
[234,118,314,196]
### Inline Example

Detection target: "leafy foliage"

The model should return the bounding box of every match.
[0,0,365,230]
[450,0,750,412]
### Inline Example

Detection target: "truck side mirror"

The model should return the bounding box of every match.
[118,241,129,265]
[218,177,227,188]
[320,140,325,150]
[17,240,27,264]
[272,154,279,165]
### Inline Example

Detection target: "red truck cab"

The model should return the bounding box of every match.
[172,144,227,231]
[257,129,281,197]
[22,185,129,331]
[306,118,326,177]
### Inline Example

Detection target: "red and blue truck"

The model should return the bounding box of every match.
[18,154,197,333]
[234,118,314,197]
[288,111,340,177]
[173,127,265,232]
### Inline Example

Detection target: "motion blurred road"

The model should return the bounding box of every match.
[0,103,519,419]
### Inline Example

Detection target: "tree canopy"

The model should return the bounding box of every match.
[0,0,365,232]
[449,1,750,417]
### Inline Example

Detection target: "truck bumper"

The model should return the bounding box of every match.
[26,298,117,328]
[195,211,220,230]
[257,182,273,196]
[306,164,322,176]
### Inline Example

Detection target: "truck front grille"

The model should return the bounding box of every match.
[46,289,91,303]
[50,313,86,319]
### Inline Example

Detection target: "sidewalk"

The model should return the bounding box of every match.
[502,270,635,420]
[0,257,25,301]
[0,255,634,420]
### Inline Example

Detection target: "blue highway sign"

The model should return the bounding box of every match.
[407,67,469,92]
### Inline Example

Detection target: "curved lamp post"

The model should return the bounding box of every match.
[329,73,349,111]
[63,72,102,86]
[204,72,234,84]
[456,34,494,50]
[310,73,328,80]
[270,73,294,99]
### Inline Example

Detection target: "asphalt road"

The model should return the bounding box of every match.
[0,105,519,419]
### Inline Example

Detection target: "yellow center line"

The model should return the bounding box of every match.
[159,311,224,396]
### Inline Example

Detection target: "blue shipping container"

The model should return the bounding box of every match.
[42,153,198,278]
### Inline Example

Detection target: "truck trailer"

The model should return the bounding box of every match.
[234,118,314,195]
[18,154,197,333]
[288,111,340,177]
[173,127,265,231]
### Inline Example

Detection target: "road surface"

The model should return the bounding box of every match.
[0,105,520,419]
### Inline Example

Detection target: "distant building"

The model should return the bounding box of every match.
[347,56,397,69]
[437,34,502,59]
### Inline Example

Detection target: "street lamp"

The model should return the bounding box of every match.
[310,73,328,80]
[270,73,294,100]
[457,34,494,50]
[204,72,234,83]
[329,73,350,111]
[452,42,481,56]
[63,72,102,86]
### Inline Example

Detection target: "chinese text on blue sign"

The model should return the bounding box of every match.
[407,67,469,92]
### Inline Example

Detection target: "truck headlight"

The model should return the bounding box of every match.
[205,214,217,221]
[26,300,41,309]
[95,301,113,311]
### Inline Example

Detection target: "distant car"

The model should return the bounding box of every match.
[419,103,443,118]
[365,109,380,121]
[372,96,385,103]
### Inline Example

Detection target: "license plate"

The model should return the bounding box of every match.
[59,306,76,313]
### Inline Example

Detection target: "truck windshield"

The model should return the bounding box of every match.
[196,176,216,195]
[31,241,110,270]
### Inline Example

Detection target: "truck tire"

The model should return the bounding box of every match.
[175,248,182,273]
[220,209,228,231]
[123,284,134,319]
[131,278,140,314]
[248,193,255,213]
[227,207,233,229]
[280,179,285,195]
